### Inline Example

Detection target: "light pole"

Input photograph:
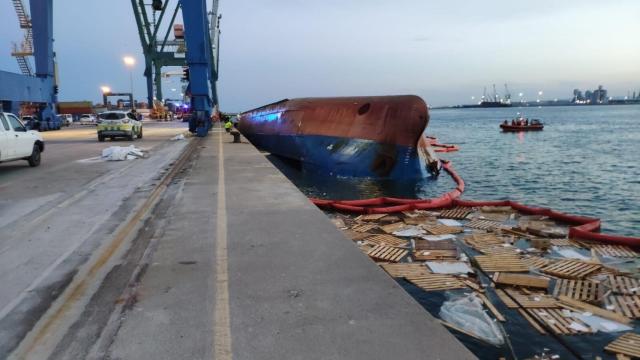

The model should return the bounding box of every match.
[123,56,136,109]
[101,86,112,107]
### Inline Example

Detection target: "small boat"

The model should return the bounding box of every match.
[500,116,544,132]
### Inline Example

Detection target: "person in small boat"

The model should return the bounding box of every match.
[503,120,508,125]
[511,119,516,126]
[525,119,529,126]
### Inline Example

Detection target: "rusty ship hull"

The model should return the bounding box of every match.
[238,95,436,179]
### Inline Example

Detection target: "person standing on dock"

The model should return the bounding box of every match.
[224,120,233,132]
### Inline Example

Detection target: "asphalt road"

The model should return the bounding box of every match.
[0,121,189,358]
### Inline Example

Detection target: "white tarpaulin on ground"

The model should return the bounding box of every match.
[421,234,457,241]
[101,146,145,161]
[438,219,462,227]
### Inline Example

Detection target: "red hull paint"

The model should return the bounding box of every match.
[500,124,544,132]
[239,95,429,148]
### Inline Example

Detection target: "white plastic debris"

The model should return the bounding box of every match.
[101,145,145,161]
[421,234,456,241]
[438,219,462,227]
[552,246,590,261]
[439,293,505,346]
[426,261,473,274]
[171,133,185,140]
[572,312,632,333]
[393,227,425,237]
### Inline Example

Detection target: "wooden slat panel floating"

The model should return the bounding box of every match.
[438,207,472,220]
[464,233,505,251]
[380,222,409,234]
[550,239,574,247]
[414,239,456,250]
[351,223,378,233]
[522,256,552,269]
[342,230,373,241]
[466,219,502,230]
[474,255,529,273]
[605,333,640,358]
[355,213,387,222]
[479,245,519,256]
[494,273,550,289]
[367,244,408,262]
[380,263,431,278]
[592,245,639,258]
[495,289,558,308]
[526,309,593,335]
[541,260,601,279]
[604,295,640,319]
[405,274,468,292]
[606,275,640,295]
[364,234,409,248]
[423,224,464,235]
[413,249,459,261]
[553,279,602,304]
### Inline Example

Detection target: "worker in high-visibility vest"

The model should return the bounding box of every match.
[224,120,233,132]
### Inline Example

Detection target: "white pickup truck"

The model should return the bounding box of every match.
[0,112,45,167]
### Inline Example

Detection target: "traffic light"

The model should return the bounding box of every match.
[152,0,163,11]
[181,67,190,82]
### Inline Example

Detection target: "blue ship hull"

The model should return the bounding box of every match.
[246,133,428,179]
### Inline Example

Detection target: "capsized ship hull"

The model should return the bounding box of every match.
[238,96,438,179]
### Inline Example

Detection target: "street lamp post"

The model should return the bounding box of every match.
[123,56,136,109]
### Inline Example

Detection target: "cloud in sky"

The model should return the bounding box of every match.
[1,0,638,110]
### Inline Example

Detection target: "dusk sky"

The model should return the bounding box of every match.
[1,0,639,111]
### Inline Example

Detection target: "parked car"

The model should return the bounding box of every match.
[79,114,96,125]
[0,112,44,167]
[58,114,73,126]
[21,115,40,131]
[97,111,143,141]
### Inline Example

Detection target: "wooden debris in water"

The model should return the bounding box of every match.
[525,308,593,335]
[355,213,387,222]
[367,244,408,262]
[342,230,373,241]
[552,279,602,304]
[380,263,431,278]
[404,216,436,226]
[414,239,457,250]
[604,295,640,319]
[351,223,379,233]
[541,259,601,279]
[405,273,468,292]
[495,288,558,308]
[474,254,529,273]
[380,222,409,234]
[522,256,553,270]
[423,224,464,235]
[592,244,639,258]
[413,249,459,261]
[464,233,506,250]
[466,219,503,231]
[557,295,632,324]
[494,272,550,289]
[605,275,640,295]
[477,293,506,322]
[605,333,640,358]
[479,245,520,256]
[518,309,547,334]
[438,207,472,220]
[364,234,409,248]
[550,238,576,247]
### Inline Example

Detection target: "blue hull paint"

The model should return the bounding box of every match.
[246,133,427,179]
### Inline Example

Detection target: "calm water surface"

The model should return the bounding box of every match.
[271,105,639,237]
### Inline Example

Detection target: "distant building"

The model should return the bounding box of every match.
[573,86,608,104]
[592,85,607,104]
[572,89,584,103]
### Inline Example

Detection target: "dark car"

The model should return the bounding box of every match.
[21,116,41,131]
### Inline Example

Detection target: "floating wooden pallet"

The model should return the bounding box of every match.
[474,254,529,272]
[355,213,387,222]
[604,295,640,319]
[494,272,550,289]
[474,212,510,222]
[423,224,464,235]
[380,222,410,234]
[364,234,409,248]
[438,207,472,220]
[526,308,593,335]
[541,259,601,279]
[404,216,436,226]
[351,223,378,233]
[367,244,408,262]
[414,239,457,250]
[605,333,640,358]
[465,219,502,230]
[495,289,558,308]
[552,279,602,304]
[550,238,574,247]
[592,245,639,258]
[606,275,640,295]
[464,233,505,250]
[405,273,468,292]
[413,249,459,261]
[380,263,431,278]
[518,309,547,334]
[479,245,519,256]
[522,256,553,269]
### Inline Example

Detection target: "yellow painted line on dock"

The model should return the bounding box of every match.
[214,130,233,359]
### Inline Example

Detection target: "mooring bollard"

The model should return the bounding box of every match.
[230,129,241,143]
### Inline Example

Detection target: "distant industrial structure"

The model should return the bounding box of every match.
[572,85,640,105]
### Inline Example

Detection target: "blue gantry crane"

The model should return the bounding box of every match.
[132,0,220,136]
[0,0,60,130]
